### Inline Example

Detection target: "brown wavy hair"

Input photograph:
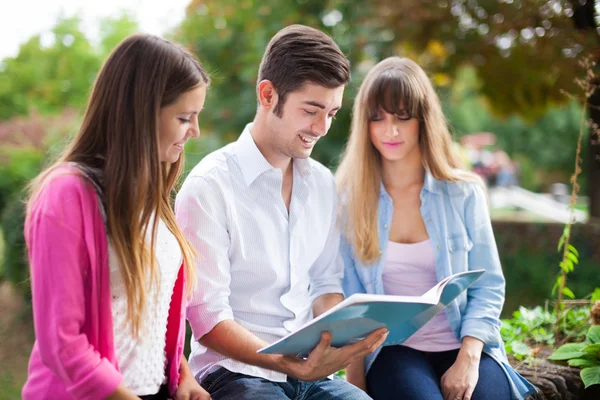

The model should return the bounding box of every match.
[28,33,209,338]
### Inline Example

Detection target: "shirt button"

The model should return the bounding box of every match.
[437,245,441,250]
[427,219,432,223]
[384,224,388,229]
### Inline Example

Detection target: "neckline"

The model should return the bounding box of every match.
[387,238,431,246]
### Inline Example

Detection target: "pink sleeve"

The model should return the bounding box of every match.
[26,173,122,400]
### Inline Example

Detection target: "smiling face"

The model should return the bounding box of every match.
[158,84,207,163]
[369,108,420,164]
[264,82,344,160]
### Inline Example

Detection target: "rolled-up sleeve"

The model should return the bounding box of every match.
[461,183,505,347]
[308,178,344,301]
[340,232,366,297]
[175,175,234,341]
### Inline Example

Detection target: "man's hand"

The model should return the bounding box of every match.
[283,328,388,382]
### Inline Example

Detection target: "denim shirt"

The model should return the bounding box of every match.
[340,172,537,400]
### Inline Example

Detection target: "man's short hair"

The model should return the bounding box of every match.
[258,24,350,117]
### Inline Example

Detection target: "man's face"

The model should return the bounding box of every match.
[266,83,344,160]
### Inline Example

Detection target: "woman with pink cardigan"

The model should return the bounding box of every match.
[22,34,211,400]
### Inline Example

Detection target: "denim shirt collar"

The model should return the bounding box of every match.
[379,170,443,203]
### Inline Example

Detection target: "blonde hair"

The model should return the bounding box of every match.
[336,57,481,265]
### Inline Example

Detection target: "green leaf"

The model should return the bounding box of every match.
[591,288,600,302]
[588,326,600,345]
[562,287,575,299]
[582,344,600,357]
[568,244,579,257]
[510,341,532,356]
[581,366,600,388]
[552,279,560,296]
[568,358,597,368]
[567,252,579,265]
[557,233,566,252]
[548,343,587,360]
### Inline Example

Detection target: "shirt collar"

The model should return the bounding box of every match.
[422,169,443,195]
[379,169,443,201]
[234,123,312,186]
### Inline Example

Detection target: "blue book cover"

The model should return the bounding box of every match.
[258,269,485,356]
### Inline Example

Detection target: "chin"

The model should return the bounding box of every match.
[292,148,312,159]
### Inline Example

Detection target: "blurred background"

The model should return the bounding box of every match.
[0,0,599,397]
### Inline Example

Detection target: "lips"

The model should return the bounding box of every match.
[383,141,403,148]
[299,133,318,145]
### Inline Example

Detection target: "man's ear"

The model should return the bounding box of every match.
[258,80,278,110]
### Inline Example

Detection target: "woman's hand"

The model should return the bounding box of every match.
[440,355,479,400]
[175,357,211,400]
[440,336,483,400]
[174,373,211,400]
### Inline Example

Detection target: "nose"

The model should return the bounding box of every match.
[189,120,201,139]
[311,114,329,137]
[390,123,400,137]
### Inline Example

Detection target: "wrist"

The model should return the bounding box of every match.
[457,347,481,364]
[276,354,307,380]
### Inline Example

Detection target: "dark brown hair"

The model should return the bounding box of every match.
[258,24,350,117]
[28,33,209,338]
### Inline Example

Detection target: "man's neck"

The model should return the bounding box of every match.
[250,117,293,175]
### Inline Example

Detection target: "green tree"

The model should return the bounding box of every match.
[172,0,386,168]
[0,13,140,121]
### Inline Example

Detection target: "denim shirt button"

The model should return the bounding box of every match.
[437,245,440,250]
[384,224,388,229]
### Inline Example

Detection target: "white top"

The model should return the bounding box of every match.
[175,123,344,382]
[110,217,182,395]
[383,239,461,352]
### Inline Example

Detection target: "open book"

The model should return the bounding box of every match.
[258,269,485,356]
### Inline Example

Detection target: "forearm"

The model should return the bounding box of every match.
[345,357,366,391]
[105,384,140,400]
[179,357,193,380]
[199,320,301,377]
[458,336,484,363]
[312,293,344,317]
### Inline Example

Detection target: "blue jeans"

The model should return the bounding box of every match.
[366,346,511,400]
[200,367,371,400]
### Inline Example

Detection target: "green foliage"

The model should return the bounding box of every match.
[443,67,585,192]
[549,326,600,388]
[0,13,139,120]
[501,305,591,364]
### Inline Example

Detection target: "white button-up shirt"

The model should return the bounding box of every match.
[175,123,344,382]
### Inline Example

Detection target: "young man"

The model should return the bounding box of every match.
[176,25,388,400]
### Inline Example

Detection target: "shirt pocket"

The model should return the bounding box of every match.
[447,234,473,272]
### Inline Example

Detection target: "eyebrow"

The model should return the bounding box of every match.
[302,101,341,112]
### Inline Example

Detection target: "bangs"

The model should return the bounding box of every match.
[365,68,423,120]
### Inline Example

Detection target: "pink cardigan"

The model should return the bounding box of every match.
[22,168,188,399]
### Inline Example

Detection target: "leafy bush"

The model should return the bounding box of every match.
[501,305,592,364]
[548,325,600,388]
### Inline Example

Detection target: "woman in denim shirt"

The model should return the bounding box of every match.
[336,57,536,400]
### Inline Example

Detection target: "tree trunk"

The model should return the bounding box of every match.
[573,0,600,219]
[588,87,600,220]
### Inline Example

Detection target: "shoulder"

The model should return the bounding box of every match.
[307,158,335,187]
[437,171,486,201]
[33,166,97,210]
[27,165,101,230]
[186,143,236,181]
